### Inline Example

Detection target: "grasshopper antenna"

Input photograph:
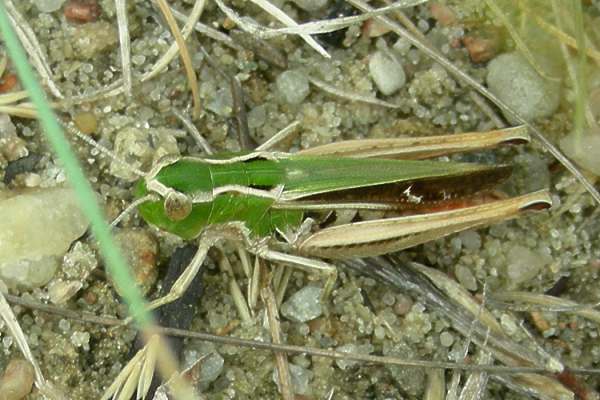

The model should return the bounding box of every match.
[110,194,158,228]
[65,122,151,227]
[65,122,146,178]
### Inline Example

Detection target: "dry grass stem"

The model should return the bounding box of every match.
[5,0,63,99]
[308,76,401,109]
[143,0,207,83]
[262,286,294,400]
[154,0,202,118]
[6,292,588,375]
[114,0,132,97]
[214,0,329,58]
[485,0,561,82]
[172,108,214,154]
[519,2,600,66]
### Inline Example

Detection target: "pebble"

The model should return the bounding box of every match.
[0,359,35,400]
[505,245,547,285]
[459,230,481,251]
[72,111,97,135]
[273,363,313,395]
[291,0,328,12]
[454,265,477,291]
[0,188,88,289]
[0,114,28,163]
[35,0,66,13]
[48,279,83,304]
[514,153,551,192]
[281,286,322,323]
[110,127,179,181]
[71,21,117,60]
[559,127,600,176]
[393,294,413,316]
[113,229,158,295]
[64,0,101,23]
[429,2,457,27]
[276,70,310,105]
[439,331,454,347]
[486,52,561,122]
[198,352,224,387]
[462,28,501,63]
[369,50,406,96]
[335,343,373,370]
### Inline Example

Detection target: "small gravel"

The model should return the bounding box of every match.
[369,50,406,96]
[281,286,323,323]
[486,52,561,122]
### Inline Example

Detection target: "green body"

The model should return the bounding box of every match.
[135,154,509,240]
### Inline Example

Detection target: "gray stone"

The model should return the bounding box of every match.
[34,0,66,13]
[505,245,548,285]
[486,52,560,122]
[560,127,600,175]
[110,127,179,181]
[335,343,374,370]
[273,363,313,395]
[199,352,225,386]
[369,50,406,96]
[0,188,88,289]
[281,286,322,322]
[276,70,310,105]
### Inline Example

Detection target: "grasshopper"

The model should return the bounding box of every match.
[122,125,551,315]
[100,122,552,399]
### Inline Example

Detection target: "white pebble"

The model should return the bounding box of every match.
[273,364,313,395]
[281,286,322,322]
[369,50,406,96]
[505,245,547,285]
[454,265,477,291]
[440,331,454,347]
[459,230,481,251]
[34,0,66,13]
[559,126,600,176]
[0,188,88,289]
[276,70,310,105]
[486,52,560,122]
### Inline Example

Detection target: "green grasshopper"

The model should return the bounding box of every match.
[124,125,551,314]
[99,122,552,399]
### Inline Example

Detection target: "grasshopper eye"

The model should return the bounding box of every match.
[164,191,192,221]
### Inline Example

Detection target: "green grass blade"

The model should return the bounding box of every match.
[0,2,151,328]
[0,8,202,398]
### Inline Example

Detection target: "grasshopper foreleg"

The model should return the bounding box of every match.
[138,232,220,318]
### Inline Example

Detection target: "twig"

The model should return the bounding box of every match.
[172,108,214,154]
[154,0,202,117]
[5,0,63,98]
[5,292,600,375]
[114,0,132,97]
[170,6,241,51]
[308,76,401,109]
[0,288,66,399]
[262,287,294,400]
[215,0,330,58]
[143,0,207,83]
[484,0,561,82]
